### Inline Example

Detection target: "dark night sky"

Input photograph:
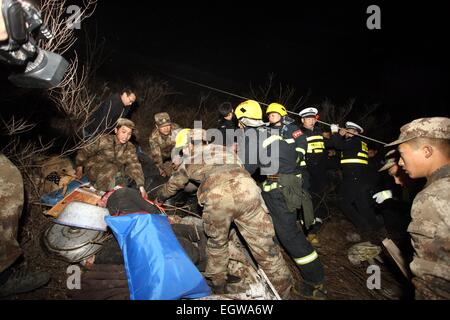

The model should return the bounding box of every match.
[87,1,449,126]
[1,1,448,138]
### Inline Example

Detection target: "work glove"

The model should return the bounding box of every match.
[139,186,148,199]
[330,124,339,133]
[372,190,393,204]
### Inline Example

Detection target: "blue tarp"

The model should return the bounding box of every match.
[40,176,90,206]
[105,213,211,300]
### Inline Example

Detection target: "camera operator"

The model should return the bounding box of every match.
[0,0,68,88]
[0,0,70,297]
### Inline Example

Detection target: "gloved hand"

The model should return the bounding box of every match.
[372,190,393,204]
[139,186,148,199]
[330,124,339,133]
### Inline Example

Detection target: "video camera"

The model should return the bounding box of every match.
[0,0,68,88]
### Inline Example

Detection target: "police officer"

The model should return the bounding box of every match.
[298,107,331,232]
[330,121,383,237]
[235,100,327,299]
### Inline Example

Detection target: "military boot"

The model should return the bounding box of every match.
[207,279,228,294]
[294,281,328,300]
[0,267,50,298]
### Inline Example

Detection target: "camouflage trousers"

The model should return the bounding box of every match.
[86,162,125,192]
[199,174,294,298]
[412,275,450,300]
[0,154,24,273]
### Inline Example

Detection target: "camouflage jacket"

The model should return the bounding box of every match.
[75,134,145,187]
[159,144,248,200]
[148,123,180,168]
[408,164,450,298]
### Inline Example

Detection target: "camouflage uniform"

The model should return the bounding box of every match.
[0,154,24,273]
[148,112,180,176]
[408,164,450,299]
[158,144,294,298]
[386,117,450,299]
[76,134,145,191]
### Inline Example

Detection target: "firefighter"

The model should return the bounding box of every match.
[235,100,327,300]
[298,107,332,236]
[330,121,384,238]
[266,103,316,231]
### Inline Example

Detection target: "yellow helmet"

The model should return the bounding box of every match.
[174,128,192,149]
[235,100,262,120]
[266,103,287,116]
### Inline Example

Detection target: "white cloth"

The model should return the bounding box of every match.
[372,190,393,204]
[330,124,339,133]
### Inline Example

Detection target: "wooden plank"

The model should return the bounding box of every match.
[45,188,102,218]
[382,238,411,280]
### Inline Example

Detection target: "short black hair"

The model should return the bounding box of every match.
[121,87,135,95]
[218,102,233,117]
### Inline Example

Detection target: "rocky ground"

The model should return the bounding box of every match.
[2,192,414,301]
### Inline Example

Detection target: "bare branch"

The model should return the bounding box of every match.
[38,0,98,55]
[0,116,37,135]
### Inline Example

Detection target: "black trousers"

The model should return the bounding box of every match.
[307,164,329,220]
[340,176,383,232]
[262,188,324,284]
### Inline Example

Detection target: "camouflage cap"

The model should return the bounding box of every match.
[378,149,399,172]
[154,112,172,127]
[116,118,135,130]
[385,117,450,147]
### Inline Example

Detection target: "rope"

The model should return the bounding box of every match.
[162,203,202,219]
[153,68,271,107]
[157,69,387,145]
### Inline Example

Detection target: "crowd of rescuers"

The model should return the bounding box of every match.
[1,0,446,300]
[69,94,449,300]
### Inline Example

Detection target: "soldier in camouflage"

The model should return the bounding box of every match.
[386,117,450,299]
[157,129,294,298]
[0,154,50,297]
[76,118,147,197]
[148,112,180,177]
[0,154,24,274]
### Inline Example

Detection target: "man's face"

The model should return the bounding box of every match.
[388,164,406,186]
[158,124,172,136]
[398,141,428,178]
[121,93,136,106]
[115,126,133,144]
[301,117,317,129]
[368,149,378,158]
[224,112,234,121]
[268,112,282,125]
[345,128,358,138]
